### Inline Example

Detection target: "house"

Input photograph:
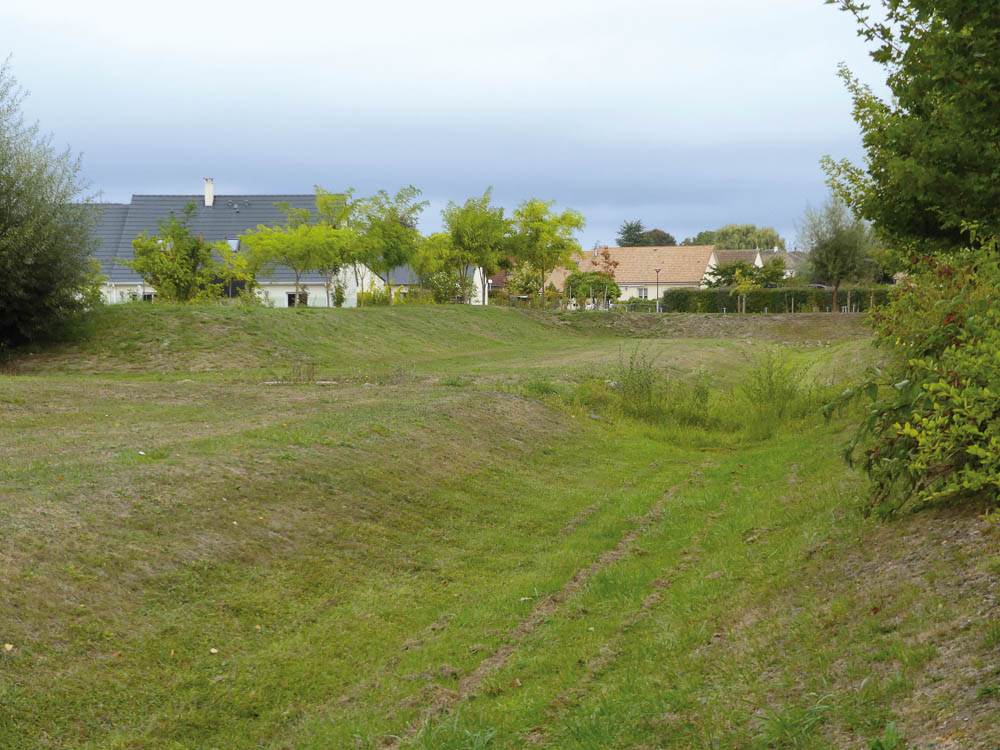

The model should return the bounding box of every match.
[93,179,384,307]
[759,249,807,279]
[547,245,718,301]
[384,266,487,305]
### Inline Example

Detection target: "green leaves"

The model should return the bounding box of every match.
[128,202,249,303]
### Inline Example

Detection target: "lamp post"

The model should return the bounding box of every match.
[486,277,492,306]
[654,268,661,312]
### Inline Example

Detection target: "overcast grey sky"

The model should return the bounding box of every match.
[4,0,881,249]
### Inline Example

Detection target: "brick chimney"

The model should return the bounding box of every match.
[203,177,215,207]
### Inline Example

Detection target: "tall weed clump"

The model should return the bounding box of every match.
[829,251,1000,515]
[598,348,822,441]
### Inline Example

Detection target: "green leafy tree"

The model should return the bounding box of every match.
[512,199,585,309]
[411,232,475,303]
[800,195,875,312]
[442,188,510,303]
[313,187,363,307]
[359,186,427,302]
[821,0,1000,513]
[681,230,717,246]
[616,219,646,247]
[563,270,621,308]
[0,61,103,349]
[129,202,249,303]
[708,257,787,288]
[823,0,1000,252]
[641,228,677,246]
[241,202,319,305]
[713,224,786,251]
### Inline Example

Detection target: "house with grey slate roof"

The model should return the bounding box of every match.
[93,179,386,307]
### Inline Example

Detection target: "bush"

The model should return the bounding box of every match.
[830,253,1000,515]
[357,282,391,306]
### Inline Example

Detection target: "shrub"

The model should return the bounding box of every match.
[829,252,1000,515]
[661,287,891,314]
[357,282,391,306]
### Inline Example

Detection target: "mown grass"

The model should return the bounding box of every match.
[1,305,997,749]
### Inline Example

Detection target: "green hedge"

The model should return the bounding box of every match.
[659,287,893,313]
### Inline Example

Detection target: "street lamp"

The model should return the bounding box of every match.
[654,268,661,312]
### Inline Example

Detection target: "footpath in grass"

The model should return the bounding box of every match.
[1,306,997,749]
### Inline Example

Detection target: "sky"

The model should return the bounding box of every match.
[3,0,885,250]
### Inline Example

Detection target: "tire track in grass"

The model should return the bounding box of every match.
[520,476,728,746]
[385,463,710,749]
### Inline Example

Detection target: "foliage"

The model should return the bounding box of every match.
[617,221,676,246]
[511,199,584,309]
[356,280,391,306]
[641,228,676,246]
[707,257,786,288]
[423,269,476,304]
[0,61,103,350]
[563,271,621,307]
[128,202,250,303]
[442,188,510,303]
[715,224,786,251]
[824,0,1000,513]
[358,186,427,300]
[681,230,717,246]
[240,202,319,302]
[823,0,1000,253]
[661,286,890,313]
[681,224,786,250]
[829,252,1000,515]
[616,219,646,246]
[800,194,876,310]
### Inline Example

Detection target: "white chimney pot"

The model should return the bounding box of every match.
[203,177,215,207]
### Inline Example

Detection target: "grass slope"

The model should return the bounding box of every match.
[1,306,997,749]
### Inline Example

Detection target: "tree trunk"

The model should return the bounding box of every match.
[833,279,841,313]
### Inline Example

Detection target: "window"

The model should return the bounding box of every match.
[287,291,308,307]
[142,293,154,302]
[637,287,649,299]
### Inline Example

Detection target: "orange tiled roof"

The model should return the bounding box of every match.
[548,245,716,289]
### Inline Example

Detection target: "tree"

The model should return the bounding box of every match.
[241,202,318,305]
[706,260,756,289]
[359,186,427,302]
[512,199,585,309]
[800,195,874,312]
[641,228,677,246]
[821,1,1000,513]
[313,187,362,307]
[442,188,510,304]
[617,219,646,247]
[713,224,786,251]
[563,270,621,308]
[0,61,103,350]
[681,230,717,246]
[411,232,475,303]
[128,202,249,303]
[823,0,1000,253]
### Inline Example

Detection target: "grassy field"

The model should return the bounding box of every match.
[1,305,997,749]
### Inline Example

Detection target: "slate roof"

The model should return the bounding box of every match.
[94,193,322,284]
[547,246,716,289]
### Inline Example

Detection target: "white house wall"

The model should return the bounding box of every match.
[101,265,384,308]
